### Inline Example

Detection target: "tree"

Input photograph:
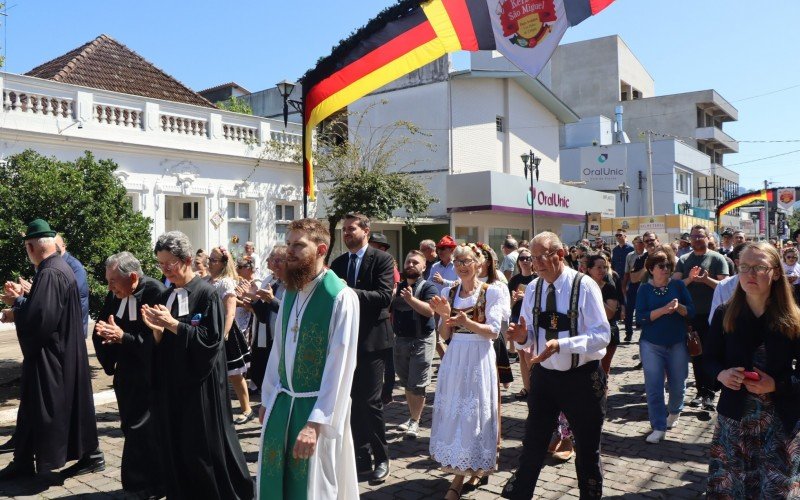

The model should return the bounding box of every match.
[0,150,157,316]
[788,206,800,239]
[216,96,253,115]
[260,103,437,261]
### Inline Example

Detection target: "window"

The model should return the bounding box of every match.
[675,172,688,194]
[182,202,199,220]
[227,201,253,256]
[496,116,504,132]
[488,228,529,258]
[275,203,297,244]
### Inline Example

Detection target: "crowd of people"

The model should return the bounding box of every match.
[0,216,798,499]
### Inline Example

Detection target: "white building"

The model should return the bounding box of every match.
[342,53,615,256]
[0,35,304,263]
[547,35,740,219]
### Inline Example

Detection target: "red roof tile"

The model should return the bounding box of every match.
[25,34,215,108]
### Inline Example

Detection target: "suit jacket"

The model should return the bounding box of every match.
[330,245,395,353]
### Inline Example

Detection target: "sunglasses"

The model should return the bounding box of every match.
[643,239,656,244]
[518,256,532,262]
[653,263,673,271]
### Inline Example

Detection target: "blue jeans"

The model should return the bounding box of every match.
[639,339,689,431]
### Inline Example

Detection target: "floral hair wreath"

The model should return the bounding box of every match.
[217,246,229,262]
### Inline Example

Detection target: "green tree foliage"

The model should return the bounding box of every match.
[258,103,437,261]
[788,207,800,238]
[216,96,253,115]
[0,150,156,316]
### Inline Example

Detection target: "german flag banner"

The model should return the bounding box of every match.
[717,189,774,220]
[301,0,616,201]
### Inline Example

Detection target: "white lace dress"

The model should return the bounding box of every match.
[430,283,504,475]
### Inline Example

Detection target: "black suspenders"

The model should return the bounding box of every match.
[531,272,585,369]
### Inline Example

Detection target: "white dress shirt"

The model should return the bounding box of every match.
[516,266,610,371]
[708,274,739,324]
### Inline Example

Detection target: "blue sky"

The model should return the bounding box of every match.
[3,0,798,191]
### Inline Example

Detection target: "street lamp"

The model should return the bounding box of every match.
[275,80,307,217]
[618,182,630,217]
[680,201,691,215]
[521,150,541,237]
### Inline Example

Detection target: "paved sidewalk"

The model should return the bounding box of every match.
[0,339,713,499]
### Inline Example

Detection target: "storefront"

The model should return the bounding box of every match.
[447,171,616,250]
[600,214,720,243]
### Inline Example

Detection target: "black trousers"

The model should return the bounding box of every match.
[351,349,390,464]
[381,347,395,402]
[624,283,639,335]
[689,316,715,399]
[505,361,606,500]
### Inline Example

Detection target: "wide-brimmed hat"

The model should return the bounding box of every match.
[436,235,457,249]
[369,233,390,250]
[23,219,56,240]
[679,232,691,243]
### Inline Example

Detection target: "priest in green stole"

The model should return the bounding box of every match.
[257,218,360,499]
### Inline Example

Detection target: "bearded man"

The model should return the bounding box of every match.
[257,218,360,499]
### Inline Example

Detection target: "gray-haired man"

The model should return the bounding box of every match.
[92,252,166,496]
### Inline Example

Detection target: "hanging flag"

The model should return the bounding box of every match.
[301,0,616,201]
[717,189,774,220]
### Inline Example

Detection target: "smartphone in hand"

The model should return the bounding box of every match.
[743,370,760,381]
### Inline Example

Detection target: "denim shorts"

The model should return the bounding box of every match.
[393,335,435,395]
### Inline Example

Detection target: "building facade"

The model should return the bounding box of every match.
[1,35,304,265]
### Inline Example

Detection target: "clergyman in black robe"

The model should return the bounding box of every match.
[92,252,165,495]
[0,219,102,479]
[142,231,253,500]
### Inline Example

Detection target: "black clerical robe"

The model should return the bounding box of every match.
[152,275,253,500]
[12,253,98,471]
[92,275,165,493]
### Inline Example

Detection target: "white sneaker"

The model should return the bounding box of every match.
[398,418,412,431]
[666,413,679,429]
[646,430,665,444]
[405,420,419,439]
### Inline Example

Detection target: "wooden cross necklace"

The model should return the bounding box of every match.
[290,270,324,342]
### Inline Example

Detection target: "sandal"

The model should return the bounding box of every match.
[514,388,529,401]
[444,487,461,499]
[234,410,256,425]
[462,475,488,493]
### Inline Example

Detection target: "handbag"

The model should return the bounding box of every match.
[686,321,702,357]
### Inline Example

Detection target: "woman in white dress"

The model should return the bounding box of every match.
[429,244,505,500]
[207,246,254,424]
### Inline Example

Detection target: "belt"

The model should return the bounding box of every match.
[536,360,600,374]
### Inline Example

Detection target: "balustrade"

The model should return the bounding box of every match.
[160,114,208,137]
[3,90,73,118]
[223,124,257,143]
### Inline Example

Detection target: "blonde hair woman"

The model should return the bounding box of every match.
[706,242,800,497]
[429,244,506,499]
[207,246,254,424]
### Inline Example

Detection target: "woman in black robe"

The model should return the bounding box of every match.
[141,231,253,500]
[93,252,165,495]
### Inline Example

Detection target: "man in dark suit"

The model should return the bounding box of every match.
[330,213,395,483]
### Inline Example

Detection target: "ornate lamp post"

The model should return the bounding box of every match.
[521,150,541,238]
[618,182,630,217]
[680,200,691,215]
[275,80,307,217]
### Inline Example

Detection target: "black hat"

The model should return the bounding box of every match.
[23,219,56,240]
[680,232,691,243]
[369,233,390,250]
[721,228,734,237]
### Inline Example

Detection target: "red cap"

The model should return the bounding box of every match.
[436,235,457,249]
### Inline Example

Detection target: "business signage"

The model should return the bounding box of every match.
[579,146,627,190]
[587,213,601,236]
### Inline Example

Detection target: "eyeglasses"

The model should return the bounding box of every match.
[653,263,672,271]
[690,234,707,240]
[208,257,222,264]
[517,256,532,262]
[158,260,182,271]
[454,259,475,267]
[786,256,798,260]
[643,239,656,245]
[739,264,774,275]
[530,249,558,261]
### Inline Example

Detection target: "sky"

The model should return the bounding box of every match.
[2,0,799,191]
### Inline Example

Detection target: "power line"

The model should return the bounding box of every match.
[726,148,800,167]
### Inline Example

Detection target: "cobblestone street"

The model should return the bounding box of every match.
[0,338,713,499]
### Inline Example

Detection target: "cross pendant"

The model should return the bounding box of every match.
[291,323,299,342]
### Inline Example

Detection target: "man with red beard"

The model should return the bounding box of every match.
[257,218,360,499]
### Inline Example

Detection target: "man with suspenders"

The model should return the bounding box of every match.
[502,232,611,500]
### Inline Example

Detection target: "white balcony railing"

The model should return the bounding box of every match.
[0,72,302,160]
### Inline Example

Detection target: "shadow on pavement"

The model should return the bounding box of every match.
[360,476,444,499]
[0,471,63,497]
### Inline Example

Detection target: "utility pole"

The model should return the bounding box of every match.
[646,130,655,216]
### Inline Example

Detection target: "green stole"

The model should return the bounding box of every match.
[259,270,345,500]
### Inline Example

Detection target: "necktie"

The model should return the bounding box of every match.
[545,283,559,341]
[347,253,358,287]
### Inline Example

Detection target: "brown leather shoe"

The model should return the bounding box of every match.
[552,437,574,461]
